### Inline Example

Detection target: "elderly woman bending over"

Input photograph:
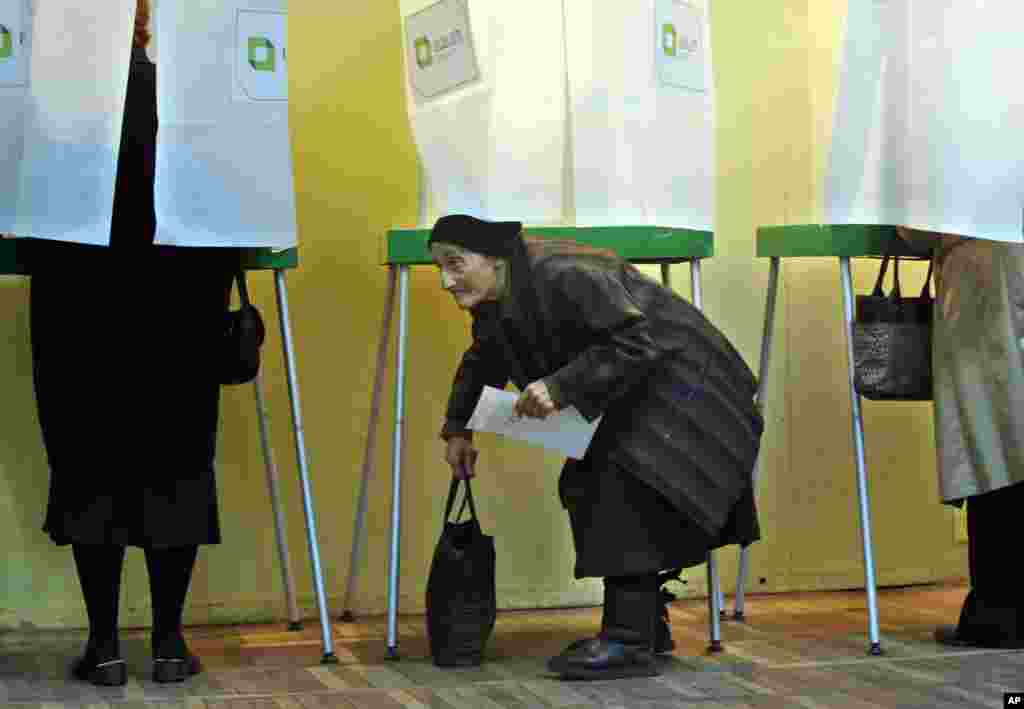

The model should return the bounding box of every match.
[428,215,763,680]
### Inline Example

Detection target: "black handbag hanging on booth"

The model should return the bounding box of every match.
[219,270,266,386]
[853,252,934,401]
[425,477,497,667]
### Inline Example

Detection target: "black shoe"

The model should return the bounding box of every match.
[934,624,975,648]
[934,624,1024,650]
[153,652,203,683]
[71,652,127,687]
[547,636,659,681]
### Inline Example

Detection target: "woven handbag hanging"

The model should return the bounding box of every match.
[853,253,935,401]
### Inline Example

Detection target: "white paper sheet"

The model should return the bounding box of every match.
[400,0,567,224]
[825,0,1023,243]
[466,386,602,460]
[1,0,134,243]
[153,0,297,248]
[565,0,715,230]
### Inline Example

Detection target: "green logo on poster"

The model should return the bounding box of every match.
[662,23,676,57]
[414,35,432,68]
[0,25,13,60]
[248,36,275,71]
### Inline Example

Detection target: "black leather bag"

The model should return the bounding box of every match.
[425,478,496,667]
[853,254,934,401]
[220,270,266,386]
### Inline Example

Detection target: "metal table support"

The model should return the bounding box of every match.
[728,224,926,656]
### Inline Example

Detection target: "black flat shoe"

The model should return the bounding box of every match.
[934,624,974,647]
[547,637,659,681]
[153,653,203,683]
[71,654,127,687]
[934,624,1024,650]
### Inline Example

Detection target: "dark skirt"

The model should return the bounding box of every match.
[559,448,758,579]
[30,246,232,548]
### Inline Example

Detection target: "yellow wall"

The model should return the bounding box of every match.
[0,0,966,632]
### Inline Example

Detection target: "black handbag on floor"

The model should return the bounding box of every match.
[425,477,496,667]
[853,253,934,401]
[220,270,266,386]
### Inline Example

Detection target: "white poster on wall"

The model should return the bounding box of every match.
[400,0,566,225]
[1,0,134,244]
[565,0,715,230]
[825,0,1023,242]
[154,0,297,248]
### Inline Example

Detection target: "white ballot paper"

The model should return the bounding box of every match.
[466,386,602,460]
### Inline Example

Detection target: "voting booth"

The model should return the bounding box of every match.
[342,0,729,658]
[824,0,1023,242]
[0,0,335,662]
[739,0,1024,655]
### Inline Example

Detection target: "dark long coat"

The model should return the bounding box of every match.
[29,46,232,548]
[442,239,762,578]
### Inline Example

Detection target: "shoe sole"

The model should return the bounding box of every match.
[153,656,202,683]
[552,662,661,681]
[73,659,127,687]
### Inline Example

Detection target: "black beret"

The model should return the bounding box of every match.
[427,214,523,258]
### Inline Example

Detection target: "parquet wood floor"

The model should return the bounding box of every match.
[2,583,1020,708]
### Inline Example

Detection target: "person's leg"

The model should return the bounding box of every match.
[937,482,1024,648]
[70,543,127,685]
[144,544,203,681]
[956,483,1023,647]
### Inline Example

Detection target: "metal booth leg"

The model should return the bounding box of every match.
[838,257,883,656]
[341,267,399,622]
[733,256,780,621]
[273,268,337,664]
[386,266,411,660]
[253,371,303,630]
[685,259,724,652]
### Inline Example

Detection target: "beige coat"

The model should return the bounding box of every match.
[901,229,1024,503]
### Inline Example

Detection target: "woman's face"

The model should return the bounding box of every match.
[429,243,500,311]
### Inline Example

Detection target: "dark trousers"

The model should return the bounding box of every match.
[957,481,1024,647]
[601,574,659,647]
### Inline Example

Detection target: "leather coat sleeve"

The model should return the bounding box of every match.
[441,317,509,440]
[543,264,663,422]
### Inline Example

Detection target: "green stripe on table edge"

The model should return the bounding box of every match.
[756,224,928,258]
[384,226,713,265]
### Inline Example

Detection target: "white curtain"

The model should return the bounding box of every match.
[825,0,1022,243]
[400,0,567,225]
[564,0,715,229]
[153,0,297,247]
[0,0,134,244]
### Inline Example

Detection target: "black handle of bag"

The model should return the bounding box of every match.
[235,270,251,307]
[871,254,891,297]
[443,477,479,526]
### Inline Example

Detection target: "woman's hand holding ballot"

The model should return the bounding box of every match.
[513,380,559,420]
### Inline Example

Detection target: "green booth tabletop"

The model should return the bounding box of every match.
[384,225,714,265]
[756,224,929,259]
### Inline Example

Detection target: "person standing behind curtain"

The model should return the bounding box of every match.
[899,227,1024,649]
[28,0,233,686]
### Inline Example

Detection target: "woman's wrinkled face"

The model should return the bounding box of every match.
[429,243,500,311]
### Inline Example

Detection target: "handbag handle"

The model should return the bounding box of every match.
[874,253,933,301]
[235,270,252,307]
[443,477,479,525]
